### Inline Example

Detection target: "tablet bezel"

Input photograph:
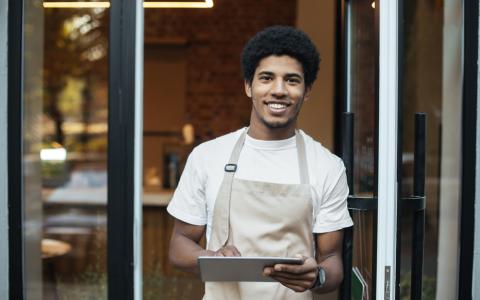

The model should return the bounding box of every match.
[197,256,304,282]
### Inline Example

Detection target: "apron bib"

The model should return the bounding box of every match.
[204,129,314,300]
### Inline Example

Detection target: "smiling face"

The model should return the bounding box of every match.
[245,55,311,140]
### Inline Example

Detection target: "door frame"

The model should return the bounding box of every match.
[459,0,479,298]
[376,0,400,299]
[7,0,25,298]
[107,0,143,299]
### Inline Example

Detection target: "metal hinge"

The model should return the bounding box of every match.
[384,266,391,300]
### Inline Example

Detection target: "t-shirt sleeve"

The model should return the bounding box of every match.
[313,162,353,233]
[166,148,207,226]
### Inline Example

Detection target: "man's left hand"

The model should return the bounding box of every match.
[263,254,318,293]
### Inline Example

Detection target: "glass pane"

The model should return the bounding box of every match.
[399,0,463,299]
[23,2,109,299]
[348,0,376,196]
[346,0,376,298]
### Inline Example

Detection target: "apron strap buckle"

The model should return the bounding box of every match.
[224,164,237,172]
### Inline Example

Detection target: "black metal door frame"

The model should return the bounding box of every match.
[458,0,479,299]
[7,0,25,298]
[108,0,140,299]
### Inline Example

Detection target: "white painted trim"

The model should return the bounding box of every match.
[0,0,9,298]
[376,0,399,299]
[133,1,144,299]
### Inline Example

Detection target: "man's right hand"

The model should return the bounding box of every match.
[169,219,241,273]
[213,245,242,257]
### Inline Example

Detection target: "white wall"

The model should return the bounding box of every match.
[0,0,9,298]
[296,0,336,150]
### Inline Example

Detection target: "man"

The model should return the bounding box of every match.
[167,25,353,299]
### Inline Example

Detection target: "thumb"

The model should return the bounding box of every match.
[295,253,306,262]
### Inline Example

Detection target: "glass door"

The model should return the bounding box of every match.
[340,0,465,299]
[339,0,379,299]
[16,2,110,298]
[397,1,464,299]
[9,1,142,299]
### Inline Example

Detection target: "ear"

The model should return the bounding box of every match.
[304,86,312,102]
[244,80,252,98]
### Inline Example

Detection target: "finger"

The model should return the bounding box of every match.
[274,256,316,274]
[294,254,305,260]
[271,276,310,293]
[227,245,242,256]
[268,270,317,281]
[221,248,236,256]
[270,274,311,286]
[263,266,274,276]
[214,251,225,257]
[220,246,241,257]
[274,263,310,274]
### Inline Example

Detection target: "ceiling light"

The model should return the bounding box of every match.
[43,2,110,8]
[40,148,67,161]
[43,1,214,9]
[144,0,213,8]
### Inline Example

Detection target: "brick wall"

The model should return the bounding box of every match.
[144,0,297,140]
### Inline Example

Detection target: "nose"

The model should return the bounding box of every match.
[271,79,287,98]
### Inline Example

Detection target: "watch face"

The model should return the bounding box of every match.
[318,267,326,285]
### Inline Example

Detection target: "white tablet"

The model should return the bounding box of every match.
[198,256,303,282]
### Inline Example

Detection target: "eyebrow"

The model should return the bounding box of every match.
[257,71,303,79]
[285,73,303,79]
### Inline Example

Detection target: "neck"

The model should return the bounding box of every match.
[248,119,297,140]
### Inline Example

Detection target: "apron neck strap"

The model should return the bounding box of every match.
[226,128,309,184]
[226,129,247,168]
[295,130,309,185]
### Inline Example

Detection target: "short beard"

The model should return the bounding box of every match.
[260,116,294,129]
[259,108,300,129]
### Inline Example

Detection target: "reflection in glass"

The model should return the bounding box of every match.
[347,0,376,196]
[399,1,463,299]
[23,4,109,299]
[346,0,376,298]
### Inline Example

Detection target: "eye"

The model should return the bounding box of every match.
[286,77,301,84]
[259,75,273,81]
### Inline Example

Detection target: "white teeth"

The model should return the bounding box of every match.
[268,103,286,109]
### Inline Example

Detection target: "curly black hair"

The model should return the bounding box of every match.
[241,25,320,87]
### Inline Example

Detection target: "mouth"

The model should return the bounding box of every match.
[265,101,291,114]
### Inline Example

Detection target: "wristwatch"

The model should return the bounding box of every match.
[311,266,326,289]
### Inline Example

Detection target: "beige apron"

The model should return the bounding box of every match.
[204,129,315,300]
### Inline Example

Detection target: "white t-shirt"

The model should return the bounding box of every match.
[167,128,353,242]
